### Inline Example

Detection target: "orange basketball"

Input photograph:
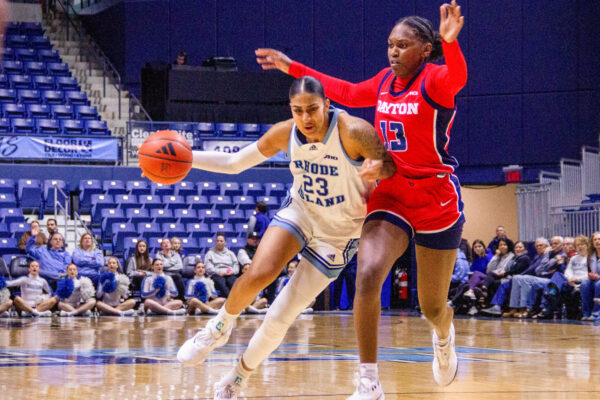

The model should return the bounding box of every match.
[138,130,193,185]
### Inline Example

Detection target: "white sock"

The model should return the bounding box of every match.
[31,309,40,316]
[207,308,219,315]
[359,363,379,380]
[215,306,239,332]
[223,358,253,387]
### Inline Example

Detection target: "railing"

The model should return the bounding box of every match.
[549,206,600,238]
[53,184,101,250]
[582,146,600,198]
[53,183,69,244]
[516,183,551,242]
[129,91,152,122]
[559,158,583,207]
[73,210,100,249]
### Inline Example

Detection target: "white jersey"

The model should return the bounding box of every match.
[6,275,52,307]
[286,108,374,238]
[185,276,217,300]
[141,273,177,305]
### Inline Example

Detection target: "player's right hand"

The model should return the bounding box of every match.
[255,48,292,74]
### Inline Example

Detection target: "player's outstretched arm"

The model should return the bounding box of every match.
[439,1,464,43]
[339,115,396,181]
[191,121,291,175]
[255,48,292,73]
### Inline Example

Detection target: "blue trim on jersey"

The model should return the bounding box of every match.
[292,123,303,148]
[388,64,425,97]
[365,210,414,238]
[377,70,393,96]
[300,248,345,279]
[449,174,464,213]
[270,217,308,248]
[321,108,339,145]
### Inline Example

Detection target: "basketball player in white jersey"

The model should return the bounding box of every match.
[176,76,396,399]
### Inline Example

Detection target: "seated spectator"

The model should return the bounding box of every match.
[171,236,188,258]
[459,238,473,263]
[126,239,153,292]
[277,260,298,295]
[450,249,469,289]
[205,232,239,297]
[26,224,71,287]
[581,231,600,321]
[18,220,47,250]
[4,260,57,317]
[487,225,514,254]
[332,255,357,311]
[95,257,136,316]
[141,259,185,315]
[72,233,104,285]
[471,239,493,274]
[247,201,270,239]
[563,236,576,260]
[185,261,225,315]
[463,239,515,302]
[56,263,96,317]
[154,238,185,301]
[238,231,278,303]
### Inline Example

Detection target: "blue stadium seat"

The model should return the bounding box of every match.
[198,181,219,197]
[5,22,20,36]
[150,208,175,224]
[244,209,257,220]
[18,89,41,104]
[17,179,41,209]
[86,120,109,135]
[186,195,211,211]
[209,195,233,210]
[0,178,14,195]
[126,208,152,224]
[11,118,36,134]
[239,123,261,138]
[102,180,126,195]
[0,238,17,255]
[232,195,256,210]
[9,222,28,239]
[9,74,33,89]
[162,195,186,211]
[3,103,27,118]
[257,195,280,209]
[264,182,287,197]
[75,105,98,120]
[0,208,25,225]
[55,76,79,91]
[175,180,196,197]
[101,208,127,240]
[27,103,51,119]
[234,223,250,235]
[111,222,136,250]
[2,60,23,75]
[161,222,186,238]
[14,48,37,62]
[78,179,102,211]
[220,182,242,196]
[122,237,140,260]
[30,36,52,50]
[115,194,139,211]
[148,237,165,253]
[22,23,44,36]
[223,208,246,224]
[37,49,61,63]
[51,104,74,119]
[5,36,27,49]
[196,122,215,137]
[174,208,197,224]
[260,124,273,134]
[151,182,175,196]
[198,237,215,252]
[42,90,64,105]
[0,193,17,208]
[126,180,151,196]
[43,179,68,211]
[0,88,17,103]
[47,63,70,77]
[139,194,163,211]
[242,182,265,197]
[0,222,8,238]
[0,118,10,133]
[2,48,14,61]
[0,74,8,89]
[61,119,85,135]
[180,237,200,256]
[215,122,238,137]
[36,118,60,134]
[137,222,163,240]
[186,222,211,239]
[228,237,244,254]
[24,61,46,75]
[198,208,222,223]
[64,91,89,105]
[90,194,115,223]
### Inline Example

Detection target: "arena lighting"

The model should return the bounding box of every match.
[502,164,523,183]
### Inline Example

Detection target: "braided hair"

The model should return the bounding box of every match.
[395,16,443,61]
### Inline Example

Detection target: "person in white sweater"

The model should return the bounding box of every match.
[185,261,225,315]
[204,233,239,297]
[141,259,185,315]
[95,257,137,316]
[4,260,57,317]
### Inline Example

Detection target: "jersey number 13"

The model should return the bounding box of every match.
[380,120,407,152]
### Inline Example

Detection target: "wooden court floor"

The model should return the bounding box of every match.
[1,312,599,400]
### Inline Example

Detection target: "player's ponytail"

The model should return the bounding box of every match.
[289,76,326,100]
[395,16,443,62]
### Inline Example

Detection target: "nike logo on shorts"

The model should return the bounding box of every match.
[440,199,453,207]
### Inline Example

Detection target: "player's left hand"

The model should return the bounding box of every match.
[439,0,464,43]
[358,158,385,181]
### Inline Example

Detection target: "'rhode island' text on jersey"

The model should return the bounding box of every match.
[287,108,374,238]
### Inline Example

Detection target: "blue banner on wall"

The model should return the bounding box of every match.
[0,135,119,162]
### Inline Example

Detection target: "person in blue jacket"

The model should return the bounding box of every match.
[72,233,104,285]
[247,201,270,239]
[26,223,71,288]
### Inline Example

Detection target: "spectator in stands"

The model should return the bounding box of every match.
[450,249,469,289]
[56,263,96,317]
[18,220,47,250]
[95,257,136,316]
[127,239,153,293]
[276,260,298,295]
[470,239,492,274]
[581,231,600,320]
[72,233,104,285]
[141,259,185,315]
[463,239,515,301]
[563,236,576,260]
[487,225,514,254]
[237,231,278,304]
[247,201,270,239]
[174,50,188,66]
[185,261,225,315]
[205,232,239,297]
[154,238,186,301]
[46,218,58,237]
[5,260,56,317]
[459,238,473,263]
[332,255,357,310]
[26,224,71,287]
[171,237,188,258]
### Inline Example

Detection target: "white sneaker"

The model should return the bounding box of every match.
[60,310,73,317]
[0,311,9,318]
[301,307,313,314]
[37,310,53,317]
[79,310,93,317]
[20,311,32,318]
[213,374,246,400]
[347,372,385,400]
[432,323,458,386]
[121,309,135,316]
[467,306,478,316]
[463,289,476,300]
[177,317,233,366]
[168,308,187,316]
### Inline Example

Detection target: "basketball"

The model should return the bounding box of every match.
[138,130,193,185]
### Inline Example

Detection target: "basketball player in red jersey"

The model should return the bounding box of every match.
[257,2,466,398]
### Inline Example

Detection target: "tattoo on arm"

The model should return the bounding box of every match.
[350,120,396,177]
